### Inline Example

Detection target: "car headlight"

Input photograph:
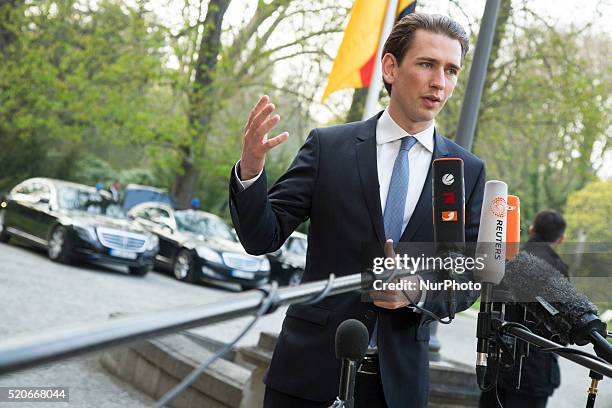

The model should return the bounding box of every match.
[259,257,271,271]
[145,234,159,251]
[195,246,223,264]
[73,224,97,242]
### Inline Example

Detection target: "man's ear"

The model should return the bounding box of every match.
[528,225,535,238]
[556,234,565,245]
[381,53,398,86]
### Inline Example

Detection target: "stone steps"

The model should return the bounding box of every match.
[101,328,479,407]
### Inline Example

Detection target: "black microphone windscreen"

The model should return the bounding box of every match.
[335,319,369,361]
[502,251,599,342]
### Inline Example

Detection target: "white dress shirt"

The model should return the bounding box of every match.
[376,109,434,235]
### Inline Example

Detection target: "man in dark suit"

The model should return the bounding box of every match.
[480,210,568,408]
[229,13,486,408]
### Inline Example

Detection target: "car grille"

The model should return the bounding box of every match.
[222,253,261,271]
[97,227,147,252]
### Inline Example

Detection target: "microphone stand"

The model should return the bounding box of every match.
[332,359,358,408]
[585,331,612,408]
[497,324,612,408]
[586,370,603,408]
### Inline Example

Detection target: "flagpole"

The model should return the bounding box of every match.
[362,0,399,120]
[455,0,501,151]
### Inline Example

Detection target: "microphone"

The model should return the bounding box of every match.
[503,252,611,363]
[496,194,529,386]
[333,319,369,408]
[432,158,466,253]
[474,180,508,388]
[432,158,465,319]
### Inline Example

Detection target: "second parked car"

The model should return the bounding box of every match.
[267,231,307,286]
[128,203,270,289]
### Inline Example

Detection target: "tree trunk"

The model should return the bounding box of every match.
[345,88,369,123]
[171,147,200,209]
[172,0,232,208]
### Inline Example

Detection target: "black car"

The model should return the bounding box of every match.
[122,183,175,211]
[267,231,307,286]
[0,178,158,275]
[128,203,270,289]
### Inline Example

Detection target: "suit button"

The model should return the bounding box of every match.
[365,310,376,320]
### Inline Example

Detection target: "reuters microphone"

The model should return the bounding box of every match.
[474,180,508,388]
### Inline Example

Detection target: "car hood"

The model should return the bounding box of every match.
[63,212,149,234]
[183,233,264,258]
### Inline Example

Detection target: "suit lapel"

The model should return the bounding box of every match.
[400,129,449,242]
[356,113,385,243]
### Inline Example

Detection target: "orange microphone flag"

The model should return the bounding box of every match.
[506,195,520,260]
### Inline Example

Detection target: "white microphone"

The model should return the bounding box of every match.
[474,180,508,388]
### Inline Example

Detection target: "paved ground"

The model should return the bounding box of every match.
[0,240,610,408]
[0,241,235,408]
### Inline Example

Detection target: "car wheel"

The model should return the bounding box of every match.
[0,209,10,243]
[287,270,303,286]
[48,226,72,264]
[173,250,197,283]
[129,265,150,276]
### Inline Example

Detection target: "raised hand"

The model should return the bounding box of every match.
[239,95,289,180]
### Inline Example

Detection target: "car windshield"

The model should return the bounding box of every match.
[287,238,307,256]
[58,187,125,218]
[175,211,236,241]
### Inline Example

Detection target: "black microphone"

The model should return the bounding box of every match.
[332,319,369,408]
[432,158,466,320]
[432,158,466,252]
[474,180,508,388]
[503,252,611,363]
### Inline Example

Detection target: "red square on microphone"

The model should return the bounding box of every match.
[441,211,458,222]
[443,192,455,204]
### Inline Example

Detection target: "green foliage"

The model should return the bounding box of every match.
[562,180,612,310]
[0,0,176,190]
[437,11,611,236]
[565,180,612,242]
[2,0,608,247]
[72,155,117,186]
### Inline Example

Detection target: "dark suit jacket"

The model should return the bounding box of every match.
[229,112,486,408]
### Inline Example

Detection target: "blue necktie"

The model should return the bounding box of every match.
[384,136,418,244]
[370,136,418,352]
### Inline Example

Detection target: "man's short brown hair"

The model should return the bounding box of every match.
[382,13,469,95]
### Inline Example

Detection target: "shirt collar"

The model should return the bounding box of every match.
[376,108,434,153]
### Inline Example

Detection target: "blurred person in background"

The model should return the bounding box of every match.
[110,179,121,202]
